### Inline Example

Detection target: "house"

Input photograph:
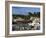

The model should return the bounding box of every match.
[13,17,24,22]
[28,17,40,27]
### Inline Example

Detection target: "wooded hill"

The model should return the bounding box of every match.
[12,12,40,20]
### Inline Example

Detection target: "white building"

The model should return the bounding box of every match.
[13,17,24,22]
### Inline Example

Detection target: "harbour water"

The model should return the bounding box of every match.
[12,23,40,31]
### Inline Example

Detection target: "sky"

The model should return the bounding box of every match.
[12,7,40,15]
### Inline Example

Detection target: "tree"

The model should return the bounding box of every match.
[37,12,40,17]
[28,12,32,16]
